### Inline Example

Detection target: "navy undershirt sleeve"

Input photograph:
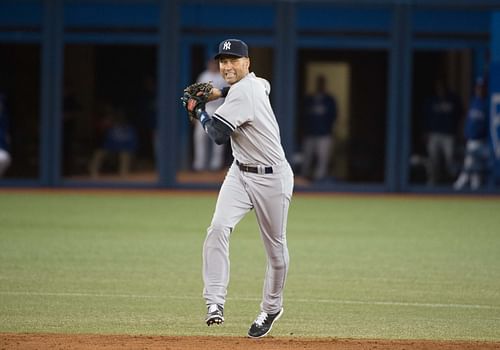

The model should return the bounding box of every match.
[198,111,231,145]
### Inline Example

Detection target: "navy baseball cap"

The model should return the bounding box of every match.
[214,39,248,59]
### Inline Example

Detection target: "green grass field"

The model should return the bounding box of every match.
[0,190,499,341]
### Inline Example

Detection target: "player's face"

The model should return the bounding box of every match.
[218,56,250,85]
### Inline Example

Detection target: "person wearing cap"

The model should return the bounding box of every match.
[454,77,490,190]
[0,93,11,177]
[301,74,338,182]
[422,78,463,185]
[184,39,294,338]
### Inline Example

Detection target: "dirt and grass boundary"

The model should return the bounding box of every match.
[2,333,500,350]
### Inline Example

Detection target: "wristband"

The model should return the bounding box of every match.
[198,110,210,127]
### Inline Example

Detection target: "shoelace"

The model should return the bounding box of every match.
[254,311,268,326]
[208,304,219,313]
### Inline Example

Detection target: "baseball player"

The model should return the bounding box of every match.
[182,38,294,338]
[454,77,490,190]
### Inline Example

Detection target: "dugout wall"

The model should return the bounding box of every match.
[0,0,499,194]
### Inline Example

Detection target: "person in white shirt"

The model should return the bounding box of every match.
[192,59,226,171]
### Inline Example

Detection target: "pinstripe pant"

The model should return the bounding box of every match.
[202,161,294,314]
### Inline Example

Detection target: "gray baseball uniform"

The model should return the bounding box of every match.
[202,72,294,314]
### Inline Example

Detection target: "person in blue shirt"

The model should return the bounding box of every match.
[301,75,337,181]
[454,77,490,190]
[0,93,11,177]
[88,105,138,179]
[423,79,463,185]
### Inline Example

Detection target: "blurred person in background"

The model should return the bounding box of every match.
[192,59,227,172]
[89,105,138,179]
[301,75,337,182]
[454,77,490,190]
[0,93,11,177]
[422,78,463,185]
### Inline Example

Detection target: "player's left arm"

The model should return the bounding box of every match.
[181,81,232,144]
[191,86,233,145]
[197,111,232,145]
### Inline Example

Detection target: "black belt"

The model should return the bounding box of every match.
[236,160,273,174]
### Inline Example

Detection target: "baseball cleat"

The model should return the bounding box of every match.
[247,308,283,338]
[205,304,224,326]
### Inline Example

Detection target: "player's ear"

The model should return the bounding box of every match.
[245,57,250,70]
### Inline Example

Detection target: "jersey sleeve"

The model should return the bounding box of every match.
[213,83,252,131]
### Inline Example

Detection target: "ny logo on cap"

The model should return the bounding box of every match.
[223,41,231,50]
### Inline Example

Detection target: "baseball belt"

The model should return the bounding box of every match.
[236,160,273,174]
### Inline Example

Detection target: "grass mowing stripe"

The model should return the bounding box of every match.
[2,291,499,311]
[1,192,499,340]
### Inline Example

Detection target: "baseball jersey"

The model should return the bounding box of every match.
[423,93,462,135]
[464,96,488,140]
[103,125,138,152]
[213,72,286,166]
[304,93,337,137]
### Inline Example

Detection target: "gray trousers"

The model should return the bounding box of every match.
[203,161,294,314]
[301,135,333,180]
[426,132,455,184]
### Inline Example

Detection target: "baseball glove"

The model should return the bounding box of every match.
[181,81,213,122]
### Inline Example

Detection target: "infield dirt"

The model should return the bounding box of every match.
[1,334,500,350]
